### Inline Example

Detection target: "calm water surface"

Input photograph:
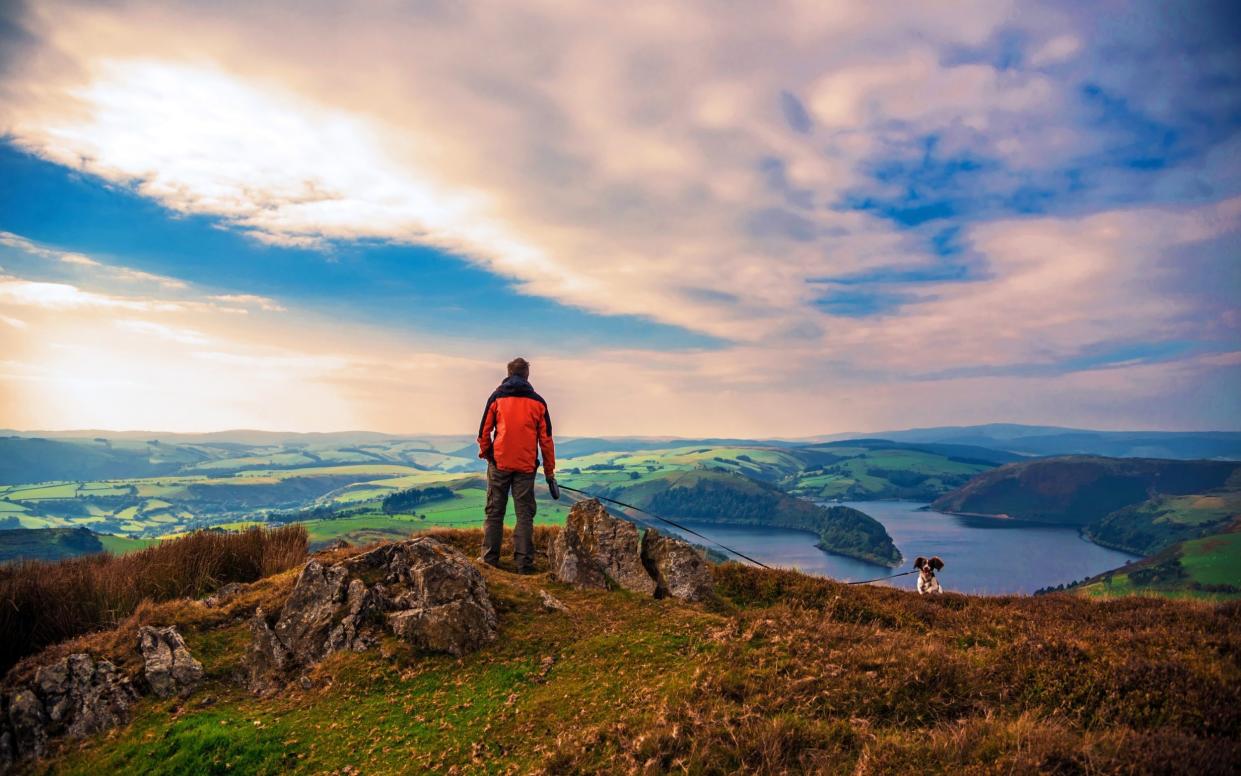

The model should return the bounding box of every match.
[661,500,1138,595]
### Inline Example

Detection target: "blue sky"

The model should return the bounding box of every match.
[0,0,1237,435]
[0,144,719,353]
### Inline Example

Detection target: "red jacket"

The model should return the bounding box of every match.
[477,376,555,477]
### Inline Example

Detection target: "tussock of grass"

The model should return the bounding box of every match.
[541,565,1239,773]
[0,525,307,676]
[17,527,1241,775]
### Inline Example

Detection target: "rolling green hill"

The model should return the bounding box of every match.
[0,435,1011,549]
[1063,522,1241,601]
[555,438,1015,501]
[783,440,1016,501]
[827,424,1241,460]
[931,456,1240,557]
[0,437,187,484]
[0,526,152,563]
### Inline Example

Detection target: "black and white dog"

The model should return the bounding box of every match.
[914,556,944,594]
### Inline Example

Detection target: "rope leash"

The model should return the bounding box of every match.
[557,483,774,570]
[846,569,918,585]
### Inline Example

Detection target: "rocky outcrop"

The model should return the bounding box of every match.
[640,528,715,602]
[246,608,292,694]
[352,540,497,657]
[1,630,205,768]
[549,499,657,595]
[137,626,204,698]
[274,561,379,664]
[1,654,138,766]
[550,499,717,602]
[201,582,244,608]
[246,537,496,691]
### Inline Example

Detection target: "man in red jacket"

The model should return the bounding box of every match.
[477,357,556,572]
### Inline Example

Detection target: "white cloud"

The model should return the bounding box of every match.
[0,231,100,266]
[209,294,285,312]
[112,266,187,288]
[0,230,189,287]
[0,277,181,311]
[0,1,1077,345]
[114,318,208,344]
[1028,34,1081,67]
[0,1,1236,433]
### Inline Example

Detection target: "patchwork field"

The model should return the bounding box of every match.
[1072,523,1241,601]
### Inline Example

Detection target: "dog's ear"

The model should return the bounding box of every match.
[914,556,927,570]
[929,556,944,571]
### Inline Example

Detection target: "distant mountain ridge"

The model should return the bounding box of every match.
[8,423,1239,459]
[819,424,1241,460]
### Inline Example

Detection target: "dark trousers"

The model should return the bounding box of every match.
[482,463,536,570]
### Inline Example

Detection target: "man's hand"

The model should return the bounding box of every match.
[546,474,560,500]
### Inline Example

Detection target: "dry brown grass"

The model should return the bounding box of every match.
[0,525,307,677]
[541,563,1241,774]
[418,524,560,567]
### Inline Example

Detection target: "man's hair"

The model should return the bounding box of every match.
[507,357,530,378]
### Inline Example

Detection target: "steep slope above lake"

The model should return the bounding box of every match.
[933,456,1241,557]
[1061,520,1241,601]
[601,469,902,566]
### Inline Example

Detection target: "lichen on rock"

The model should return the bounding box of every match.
[549,499,657,595]
[246,537,496,691]
[137,625,204,698]
[640,528,716,602]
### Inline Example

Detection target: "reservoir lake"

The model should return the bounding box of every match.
[661,500,1139,595]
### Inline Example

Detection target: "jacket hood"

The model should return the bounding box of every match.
[495,375,536,396]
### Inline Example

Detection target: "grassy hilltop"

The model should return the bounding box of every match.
[6,527,1238,775]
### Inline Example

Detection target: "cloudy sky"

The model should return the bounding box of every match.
[0,0,1237,436]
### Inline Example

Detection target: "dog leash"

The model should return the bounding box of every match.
[845,569,918,585]
[556,483,774,570]
[556,482,922,585]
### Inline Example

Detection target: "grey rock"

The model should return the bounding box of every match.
[2,654,138,766]
[346,539,496,657]
[549,499,657,595]
[539,590,569,612]
[138,625,204,698]
[0,726,13,770]
[324,578,380,654]
[246,608,292,694]
[273,560,352,663]
[7,688,45,760]
[202,582,245,608]
[37,654,135,741]
[246,537,494,690]
[640,528,715,602]
[1,653,138,764]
